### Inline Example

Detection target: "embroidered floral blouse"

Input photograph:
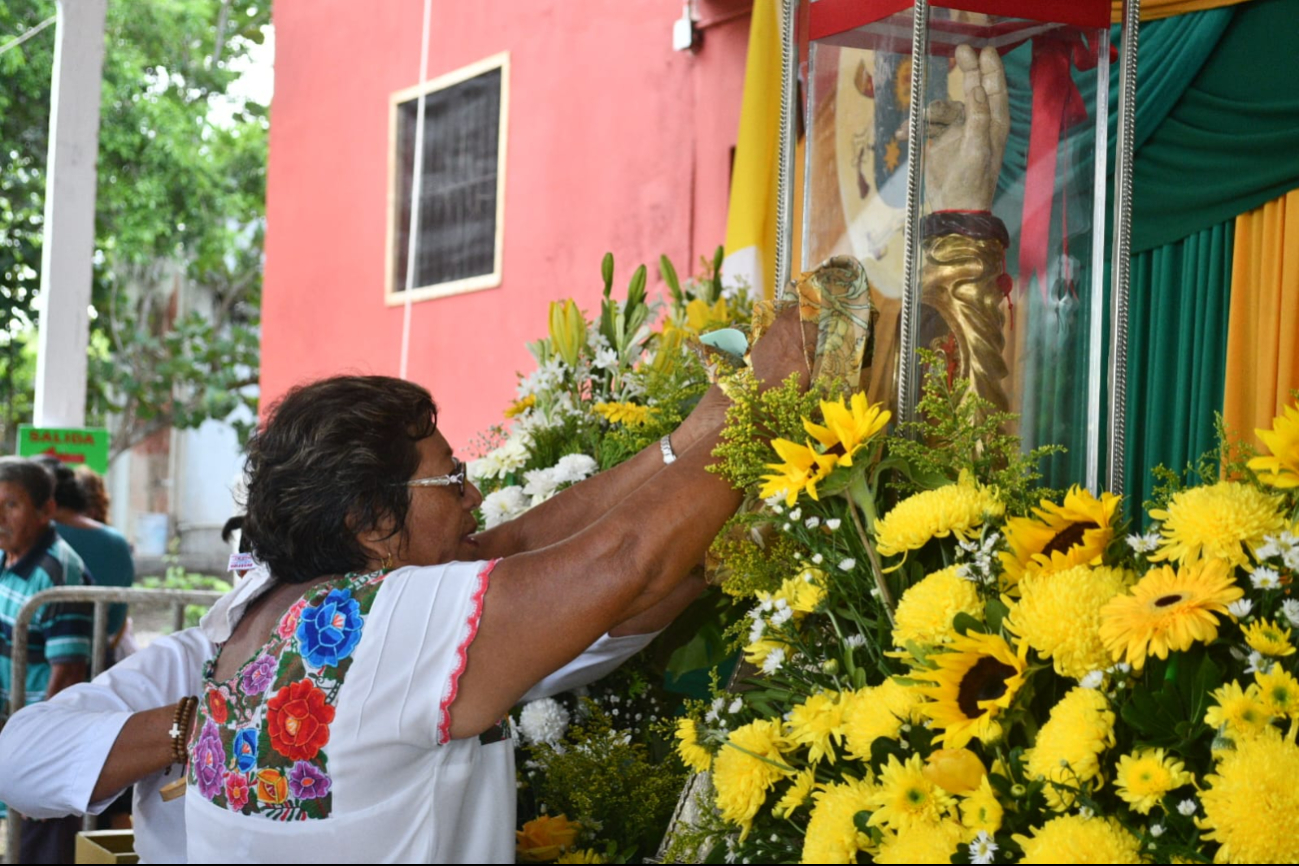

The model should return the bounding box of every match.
[184,560,513,864]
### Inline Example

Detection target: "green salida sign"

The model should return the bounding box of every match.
[17,425,111,475]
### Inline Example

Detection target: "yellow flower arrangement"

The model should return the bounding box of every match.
[711,719,793,838]
[517,814,581,862]
[958,776,1004,837]
[1243,618,1296,657]
[801,392,890,468]
[1255,665,1299,717]
[874,472,1004,563]
[758,438,839,506]
[800,775,876,865]
[1007,565,1128,679]
[873,820,963,864]
[866,753,958,833]
[914,631,1029,749]
[773,767,816,819]
[1203,680,1274,741]
[1098,560,1243,669]
[1014,815,1143,864]
[786,691,846,765]
[1199,730,1299,864]
[1248,403,1299,489]
[592,401,653,426]
[890,565,983,649]
[1023,686,1116,811]
[841,679,923,759]
[1149,480,1286,568]
[1113,747,1193,814]
[1000,486,1122,586]
[674,718,712,773]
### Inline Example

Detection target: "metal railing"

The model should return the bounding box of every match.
[4,586,224,864]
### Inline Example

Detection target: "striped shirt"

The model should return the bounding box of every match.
[0,526,92,713]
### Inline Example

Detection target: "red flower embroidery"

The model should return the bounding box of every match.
[277,598,309,640]
[225,771,251,811]
[207,688,229,725]
[266,679,334,761]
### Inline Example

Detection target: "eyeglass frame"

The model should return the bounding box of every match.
[403,456,466,498]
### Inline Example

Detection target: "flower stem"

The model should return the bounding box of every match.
[846,496,895,627]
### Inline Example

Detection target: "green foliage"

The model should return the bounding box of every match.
[709,370,824,491]
[708,517,806,599]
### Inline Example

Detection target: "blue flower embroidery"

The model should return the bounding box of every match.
[233,727,259,773]
[296,588,364,669]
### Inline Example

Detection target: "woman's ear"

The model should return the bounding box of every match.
[353,518,399,569]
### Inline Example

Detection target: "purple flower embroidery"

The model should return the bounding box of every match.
[193,720,227,800]
[241,654,278,695]
[288,760,332,800]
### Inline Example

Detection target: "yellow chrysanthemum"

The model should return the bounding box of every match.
[1098,560,1243,669]
[891,565,983,649]
[874,820,963,864]
[674,718,712,773]
[772,568,827,615]
[759,438,839,506]
[774,767,816,818]
[1255,666,1299,717]
[800,775,876,865]
[711,719,792,837]
[786,692,846,764]
[592,401,652,426]
[866,753,957,833]
[1248,403,1299,489]
[1114,748,1193,814]
[841,679,924,758]
[517,814,581,862]
[802,392,890,469]
[556,850,606,865]
[958,775,1003,837]
[1014,815,1143,864]
[505,394,536,419]
[1000,486,1122,586]
[874,473,1004,563]
[1199,731,1299,863]
[1007,565,1128,679]
[1243,618,1296,657]
[1023,687,1115,811]
[915,631,1029,749]
[1204,680,1274,741]
[1149,481,1286,568]
[922,747,986,796]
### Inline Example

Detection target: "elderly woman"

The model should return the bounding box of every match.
[53,308,805,863]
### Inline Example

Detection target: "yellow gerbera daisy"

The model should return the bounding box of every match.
[1000,486,1122,587]
[866,753,957,833]
[874,472,1004,564]
[802,392,890,468]
[1098,560,1243,669]
[759,438,839,506]
[801,775,877,865]
[1113,747,1193,814]
[786,692,846,765]
[774,767,816,819]
[593,401,652,426]
[841,679,923,759]
[874,820,963,864]
[1255,666,1299,717]
[1248,403,1299,489]
[674,718,712,773]
[711,719,793,838]
[1243,618,1296,657]
[891,565,983,649]
[1014,815,1143,864]
[1199,731,1299,864]
[1006,565,1129,680]
[1149,481,1286,568]
[914,631,1029,748]
[1023,687,1116,810]
[958,775,1003,837]
[1204,680,1274,741]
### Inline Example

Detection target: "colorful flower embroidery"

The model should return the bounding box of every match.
[188,570,388,821]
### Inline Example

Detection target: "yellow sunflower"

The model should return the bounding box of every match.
[1113,747,1193,814]
[802,392,890,468]
[1248,403,1299,489]
[674,718,712,773]
[1149,481,1286,568]
[866,753,957,833]
[1014,815,1143,864]
[874,472,1004,564]
[1023,687,1116,810]
[759,439,839,506]
[1204,680,1274,741]
[874,820,963,864]
[841,679,924,759]
[801,775,876,865]
[1255,666,1299,717]
[786,691,846,765]
[1198,731,1299,864]
[891,565,983,649]
[914,631,1029,749]
[1007,565,1128,680]
[1000,486,1122,587]
[1243,618,1296,657]
[1098,560,1243,669]
[774,767,816,819]
[711,719,793,837]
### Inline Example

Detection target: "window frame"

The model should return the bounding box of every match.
[384,51,510,306]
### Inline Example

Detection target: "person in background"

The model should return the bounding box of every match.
[74,465,111,525]
[0,456,93,863]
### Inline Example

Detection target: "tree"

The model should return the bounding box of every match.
[0,0,268,455]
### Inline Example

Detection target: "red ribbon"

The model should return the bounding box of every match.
[1019,33,1104,301]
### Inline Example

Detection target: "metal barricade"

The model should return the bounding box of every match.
[4,586,225,864]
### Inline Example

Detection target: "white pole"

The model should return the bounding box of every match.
[33,0,108,428]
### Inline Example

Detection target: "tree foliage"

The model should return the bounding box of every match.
[0,0,268,455]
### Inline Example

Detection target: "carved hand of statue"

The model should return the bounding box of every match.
[924,44,1009,212]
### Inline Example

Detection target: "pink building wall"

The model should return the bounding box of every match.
[261,0,751,449]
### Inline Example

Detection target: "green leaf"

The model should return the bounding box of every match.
[660,254,683,303]
[602,251,615,297]
[853,810,873,836]
[952,612,988,637]
[627,264,647,309]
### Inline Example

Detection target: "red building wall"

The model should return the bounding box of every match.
[262,0,751,448]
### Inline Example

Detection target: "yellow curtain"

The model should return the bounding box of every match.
[1222,188,1299,446]
[1111,0,1253,22]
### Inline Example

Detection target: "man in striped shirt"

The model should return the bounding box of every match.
[0,456,92,863]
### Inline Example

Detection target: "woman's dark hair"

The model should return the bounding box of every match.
[241,376,438,584]
[32,455,89,513]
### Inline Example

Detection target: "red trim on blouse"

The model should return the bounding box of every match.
[437,559,497,745]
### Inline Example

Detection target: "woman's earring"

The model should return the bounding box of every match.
[381,550,394,571]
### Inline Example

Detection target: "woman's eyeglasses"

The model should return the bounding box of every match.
[405,457,466,497]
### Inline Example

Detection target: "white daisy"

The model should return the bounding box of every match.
[1252,566,1282,590]
[1282,598,1299,628]
[761,647,786,674]
[825,518,842,531]
[969,831,998,865]
[1228,598,1254,620]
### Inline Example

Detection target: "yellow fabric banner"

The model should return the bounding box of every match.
[1223,188,1299,447]
[1111,0,1254,22]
